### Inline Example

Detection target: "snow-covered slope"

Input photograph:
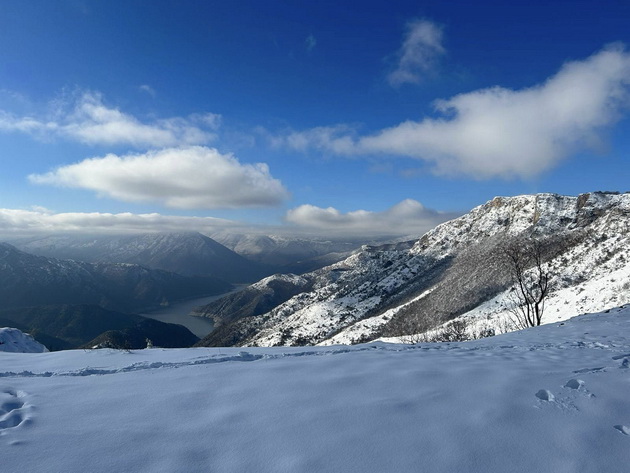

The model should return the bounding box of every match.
[193,273,313,332]
[2,306,630,472]
[0,327,48,353]
[198,192,630,347]
[336,191,630,343]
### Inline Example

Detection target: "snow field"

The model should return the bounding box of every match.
[1,306,630,472]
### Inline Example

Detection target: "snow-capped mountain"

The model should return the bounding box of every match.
[11,232,270,283]
[0,243,232,313]
[210,231,368,271]
[197,192,630,347]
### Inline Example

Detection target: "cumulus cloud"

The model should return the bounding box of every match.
[0,91,219,148]
[281,44,630,179]
[29,146,290,209]
[0,208,238,237]
[285,199,459,237]
[387,19,445,87]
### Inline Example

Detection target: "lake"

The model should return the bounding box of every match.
[140,285,248,338]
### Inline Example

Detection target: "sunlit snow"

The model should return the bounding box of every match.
[2,305,630,472]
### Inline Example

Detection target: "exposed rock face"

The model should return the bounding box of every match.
[196,192,630,347]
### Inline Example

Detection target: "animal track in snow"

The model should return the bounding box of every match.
[0,389,30,431]
[564,379,585,390]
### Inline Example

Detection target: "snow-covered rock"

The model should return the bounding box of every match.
[0,327,48,353]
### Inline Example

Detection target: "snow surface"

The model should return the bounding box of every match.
[2,305,630,472]
[0,328,48,353]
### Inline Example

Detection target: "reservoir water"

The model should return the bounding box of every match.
[140,285,248,338]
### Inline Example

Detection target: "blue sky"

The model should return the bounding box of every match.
[1,0,629,238]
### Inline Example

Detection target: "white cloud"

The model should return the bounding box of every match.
[29,146,290,209]
[0,208,238,237]
[281,44,630,179]
[273,124,358,154]
[387,19,445,87]
[285,199,459,237]
[0,202,456,240]
[306,34,317,52]
[0,91,219,148]
[139,84,156,97]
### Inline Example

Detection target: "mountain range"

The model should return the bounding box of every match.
[0,232,364,351]
[210,231,372,272]
[0,242,231,314]
[10,232,271,283]
[3,191,629,351]
[195,192,630,347]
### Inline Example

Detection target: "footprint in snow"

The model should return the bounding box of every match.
[0,389,31,432]
[610,354,630,369]
[535,387,581,412]
[614,425,630,436]
[563,378,595,399]
[564,379,585,390]
[535,389,555,402]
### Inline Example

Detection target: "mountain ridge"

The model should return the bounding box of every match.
[10,232,270,283]
[196,191,630,347]
[0,242,232,313]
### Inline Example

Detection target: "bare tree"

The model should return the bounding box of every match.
[503,238,551,329]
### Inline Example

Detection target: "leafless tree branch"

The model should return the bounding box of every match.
[502,238,551,329]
